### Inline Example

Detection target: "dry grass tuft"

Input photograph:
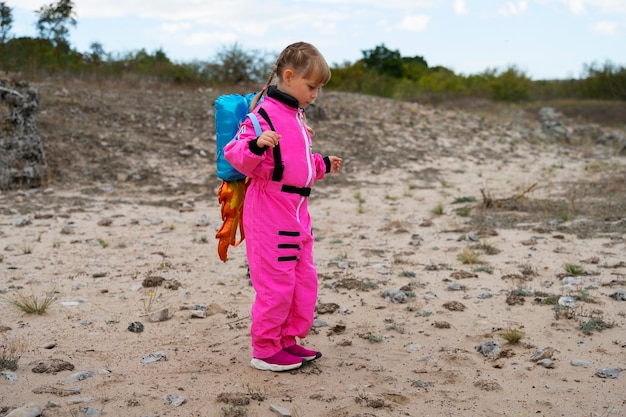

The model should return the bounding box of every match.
[0,335,28,370]
[5,289,56,315]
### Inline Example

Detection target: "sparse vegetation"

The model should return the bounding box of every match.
[453,196,477,204]
[455,207,471,217]
[431,203,445,216]
[354,191,366,213]
[5,289,56,314]
[473,240,501,255]
[141,289,160,315]
[564,263,585,275]
[0,335,27,370]
[500,328,525,344]
[579,317,615,335]
[457,247,484,265]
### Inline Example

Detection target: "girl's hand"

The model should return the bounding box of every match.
[257,131,281,148]
[328,156,342,173]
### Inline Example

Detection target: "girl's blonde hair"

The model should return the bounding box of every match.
[250,41,331,111]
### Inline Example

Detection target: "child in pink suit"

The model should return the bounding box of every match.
[224,42,341,372]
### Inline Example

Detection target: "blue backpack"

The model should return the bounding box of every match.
[215,93,262,181]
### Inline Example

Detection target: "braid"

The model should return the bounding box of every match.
[249,67,276,111]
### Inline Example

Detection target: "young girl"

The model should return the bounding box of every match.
[224,42,341,372]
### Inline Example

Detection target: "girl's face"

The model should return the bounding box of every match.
[281,69,324,108]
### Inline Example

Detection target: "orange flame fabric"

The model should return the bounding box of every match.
[215,179,249,262]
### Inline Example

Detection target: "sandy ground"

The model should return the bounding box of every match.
[1,83,626,417]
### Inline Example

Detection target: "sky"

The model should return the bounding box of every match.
[4,0,626,80]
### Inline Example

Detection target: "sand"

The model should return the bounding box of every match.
[1,82,625,417]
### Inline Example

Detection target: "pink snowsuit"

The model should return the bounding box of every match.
[224,86,331,359]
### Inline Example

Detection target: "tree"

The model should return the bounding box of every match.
[361,44,404,78]
[35,0,76,48]
[0,2,13,44]
[209,43,274,84]
[403,55,428,81]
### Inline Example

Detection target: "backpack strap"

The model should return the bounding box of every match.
[256,107,284,182]
[248,112,263,137]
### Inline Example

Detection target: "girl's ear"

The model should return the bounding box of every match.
[283,69,294,85]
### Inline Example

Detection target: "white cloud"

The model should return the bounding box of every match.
[498,1,528,16]
[454,0,468,15]
[580,0,626,13]
[592,20,619,35]
[180,31,238,47]
[564,0,586,14]
[398,14,431,32]
[538,0,626,15]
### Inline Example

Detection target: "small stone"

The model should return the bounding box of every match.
[476,340,501,357]
[609,289,626,301]
[127,322,144,333]
[189,310,206,318]
[180,303,207,311]
[12,217,32,227]
[149,308,169,322]
[383,289,407,303]
[4,403,42,417]
[312,319,328,327]
[558,296,577,308]
[536,359,555,369]
[530,347,555,362]
[69,370,95,381]
[270,404,292,417]
[595,367,623,379]
[97,218,113,226]
[571,359,592,368]
[163,393,186,406]
[141,351,167,364]
[1,370,18,382]
[81,406,100,417]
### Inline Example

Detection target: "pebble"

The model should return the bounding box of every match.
[476,340,501,357]
[67,398,94,404]
[69,370,95,381]
[595,367,623,379]
[180,303,207,310]
[4,403,42,417]
[383,289,407,303]
[558,296,577,308]
[609,289,626,301]
[163,393,186,406]
[571,359,592,367]
[530,347,555,362]
[81,407,100,417]
[189,310,206,318]
[536,359,555,368]
[127,322,144,333]
[1,370,18,382]
[195,214,209,226]
[447,282,465,291]
[149,308,170,322]
[270,404,292,417]
[141,351,167,364]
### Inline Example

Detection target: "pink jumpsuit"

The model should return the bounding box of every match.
[224,86,330,359]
